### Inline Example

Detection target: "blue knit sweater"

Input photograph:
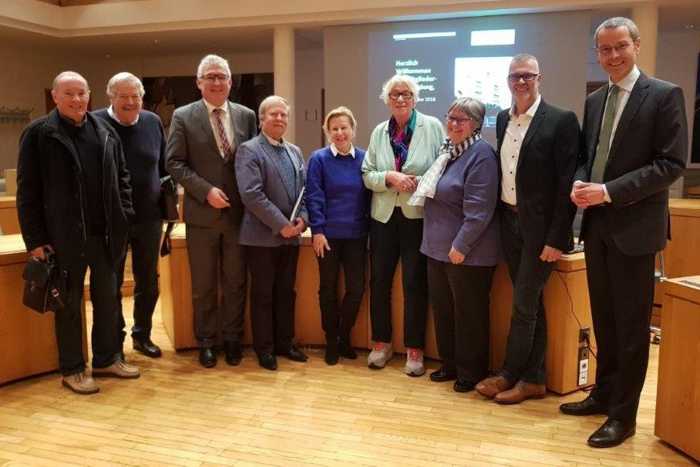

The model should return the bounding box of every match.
[306,146,370,239]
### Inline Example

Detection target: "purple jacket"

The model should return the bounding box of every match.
[421,139,501,266]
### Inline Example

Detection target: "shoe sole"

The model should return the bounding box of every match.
[92,371,141,379]
[405,368,426,377]
[494,393,546,405]
[62,379,99,395]
[368,362,386,370]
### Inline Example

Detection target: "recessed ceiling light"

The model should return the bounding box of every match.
[684,24,695,30]
[154,39,160,44]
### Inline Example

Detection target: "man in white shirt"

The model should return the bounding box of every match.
[564,17,687,448]
[475,54,580,404]
[166,54,257,368]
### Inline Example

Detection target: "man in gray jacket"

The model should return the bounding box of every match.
[166,54,257,368]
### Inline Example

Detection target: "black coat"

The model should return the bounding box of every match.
[496,100,581,253]
[575,73,687,255]
[17,109,134,269]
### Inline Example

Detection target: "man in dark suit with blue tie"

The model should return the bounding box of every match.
[166,54,257,368]
[564,17,687,448]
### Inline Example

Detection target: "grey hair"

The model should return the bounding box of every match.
[52,71,89,91]
[511,53,540,69]
[197,54,231,78]
[258,95,290,121]
[594,17,640,47]
[448,97,486,131]
[379,74,420,104]
[106,72,144,98]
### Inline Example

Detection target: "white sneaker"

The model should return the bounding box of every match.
[404,347,425,377]
[367,342,393,369]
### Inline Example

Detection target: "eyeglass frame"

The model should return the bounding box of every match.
[507,72,540,83]
[444,114,473,126]
[595,41,634,56]
[200,73,231,83]
[388,91,414,101]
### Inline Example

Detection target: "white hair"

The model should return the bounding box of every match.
[258,95,290,120]
[197,54,231,78]
[52,71,89,91]
[379,74,420,104]
[106,72,144,98]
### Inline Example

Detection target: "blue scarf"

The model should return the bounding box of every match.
[388,110,417,172]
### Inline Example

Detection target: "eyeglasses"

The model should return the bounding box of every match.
[445,114,472,126]
[508,73,539,83]
[201,74,230,83]
[389,91,414,101]
[596,42,633,56]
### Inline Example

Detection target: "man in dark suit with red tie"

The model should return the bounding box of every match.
[166,54,257,368]
[564,17,687,448]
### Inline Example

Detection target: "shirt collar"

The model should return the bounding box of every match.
[509,94,541,118]
[107,105,139,126]
[203,99,228,115]
[330,143,355,158]
[609,65,640,93]
[262,131,285,147]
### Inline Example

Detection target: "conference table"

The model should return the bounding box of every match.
[159,224,594,394]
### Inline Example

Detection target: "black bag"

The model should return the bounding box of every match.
[22,251,65,313]
[159,175,179,257]
[159,175,179,222]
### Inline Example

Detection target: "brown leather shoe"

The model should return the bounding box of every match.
[475,375,513,398]
[62,371,99,395]
[92,360,140,379]
[494,380,546,404]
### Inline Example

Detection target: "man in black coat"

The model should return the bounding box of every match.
[17,71,139,395]
[475,54,580,403]
[564,17,687,448]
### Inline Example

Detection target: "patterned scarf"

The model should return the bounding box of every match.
[388,110,417,171]
[408,132,481,207]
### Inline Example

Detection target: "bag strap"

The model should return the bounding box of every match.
[160,222,175,257]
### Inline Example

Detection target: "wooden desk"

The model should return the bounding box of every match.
[655,276,700,462]
[158,224,369,350]
[159,226,593,393]
[0,235,60,384]
[665,198,700,278]
[0,195,19,235]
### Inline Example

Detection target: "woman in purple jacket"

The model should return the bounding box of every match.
[409,97,500,392]
[306,107,371,365]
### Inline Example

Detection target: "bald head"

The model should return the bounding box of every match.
[51,71,90,125]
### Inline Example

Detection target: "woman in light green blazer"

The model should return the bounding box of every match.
[361,74,445,377]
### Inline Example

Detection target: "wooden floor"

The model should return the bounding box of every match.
[0,299,696,467]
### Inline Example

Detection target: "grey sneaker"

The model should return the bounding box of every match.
[404,347,425,377]
[92,360,140,379]
[368,342,393,369]
[62,371,99,394]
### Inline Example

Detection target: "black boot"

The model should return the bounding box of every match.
[325,336,339,365]
[338,336,357,359]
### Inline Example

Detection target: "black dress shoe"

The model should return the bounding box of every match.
[258,353,278,371]
[277,345,309,362]
[588,419,636,448]
[338,340,357,360]
[560,395,607,416]
[199,347,217,368]
[133,337,162,358]
[325,339,339,366]
[430,366,457,382]
[224,341,243,366]
[453,378,476,393]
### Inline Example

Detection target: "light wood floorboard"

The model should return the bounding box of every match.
[0,298,696,466]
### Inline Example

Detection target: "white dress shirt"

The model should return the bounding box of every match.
[330,143,355,158]
[107,105,138,126]
[600,65,640,202]
[203,99,235,158]
[500,95,542,206]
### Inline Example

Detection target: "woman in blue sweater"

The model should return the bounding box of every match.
[306,107,370,365]
[409,96,500,392]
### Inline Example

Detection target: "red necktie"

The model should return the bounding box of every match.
[212,108,233,160]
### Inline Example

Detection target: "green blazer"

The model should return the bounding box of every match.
[362,111,445,223]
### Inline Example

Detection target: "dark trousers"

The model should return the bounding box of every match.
[369,208,428,348]
[500,208,554,385]
[116,220,162,346]
[584,209,655,423]
[316,237,367,343]
[245,245,299,355]
[186,223,246,347]
[57,236,120,375]
[428,258,495,384]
